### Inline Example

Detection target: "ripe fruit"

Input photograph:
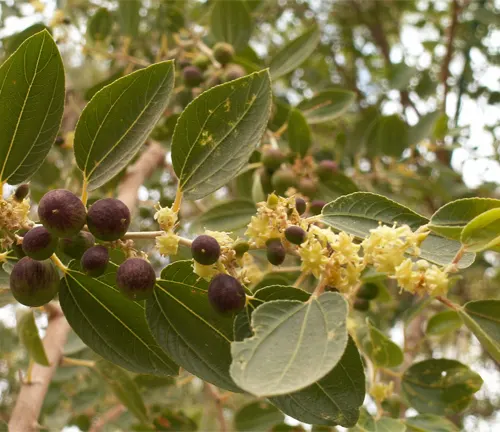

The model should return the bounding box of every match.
[208,274,246,314]
[191,235,221,265]
[309,200,326,216]
[14,184,30,201]
[183,65,204,88]
[316,160,338,180]
[298,178,318,198]
[60,231,95,259]
[223,64,246,82]
[213,42,234,65]
[81,245,109,277]
[357,283,379,300]
[353,298,370,312]
[261,148,285,171]
[266,238,286,266]
[22,226,57,260]
[38,189,87,238]
[10,257,60,307]
[285,226,306,245]
[116,258,156,301]
[271,169,297,195]
[87,198,131,241]
[295,198,307,215]
[233,240,250,257]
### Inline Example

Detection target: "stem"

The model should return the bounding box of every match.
[25,360,34,384]
[122,231,193,247]
[85,45,149,67]
[436,295,459,311]
[311,278,327,297]
[81,177,88,206]
[89,405,126,432]
[293,271,309,288]
[61,357,96,368]
[51,254,68,273]
[274,122,288,138]
[172,187,183,213]
[205,383,227,432]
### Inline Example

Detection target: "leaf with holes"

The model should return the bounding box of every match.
[269,26,320,80]
[172,70,271,200]
[59,269,178,376]
[287,108,311,157]
[74,61,174,191]
[320,192,475,268]
[459,300,500,363]
[16,309,49,366]
[191,200,256,234]
[211,0,253,52]
[146,261,241,392]
[402,359,482,415]
[230,292,348,397]
[0,30,64,184]
[298,89,356,124]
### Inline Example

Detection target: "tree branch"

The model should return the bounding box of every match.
[89,405,126,432]
[205,383,227,432]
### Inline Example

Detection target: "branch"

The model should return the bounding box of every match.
[8,304,71,432]
[205,384,227,432]
[89,405,126,432]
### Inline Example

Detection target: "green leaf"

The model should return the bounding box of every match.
[269,26,320,80]
[350,409,406,432]
[316,173,359,202]
[377,115,409,158]
[87,8,113,42]
[4,23,50,55]
[320,192,475,268]
[429,198,500,240]
[408,112,441,145]
[298,89,356,124]
[118,0,141,37]
[401,359,482,415]
[211,0,253,52]
[16,309,49,366]
[460,208,500,252]
[191,200,255,234]
[287,108,311,157]
[388,63,417,91]
[230,292,348,397]
[405,414,458,432]
[96,360,148,423]
[363,321,403,368]
[59,269,178,376]
[270,337,365,428]
[426,311,462,337]
[0,30,65,184]
[146,261,241,392]
[234,401,284,432]
[172,70,272,200]
[458,300,500,363]
[74,61,174,191]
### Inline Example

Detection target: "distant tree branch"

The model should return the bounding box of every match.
[89,405,126,432]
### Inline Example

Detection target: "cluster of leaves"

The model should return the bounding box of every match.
[0,0,499,431]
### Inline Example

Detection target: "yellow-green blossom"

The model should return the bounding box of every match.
[299,237,328,278]
[156,232,179,256]
[154,204,178,231]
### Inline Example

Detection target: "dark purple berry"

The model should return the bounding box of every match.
[22,226,57,261]
[87,198,131,241]
[356,283,379,300]
[316,160,338,180]
[191,235,221,265]
[116,258,156,301]
[298,178,318,198]
[309,200,326,216]
[60,231,95,259]
[81,245,109,277]
[223,64,246,82]
[285,226,306,245]
[295,198,306,215]
[183,66,204,88]
[208,274,246,314]
[38,189,87,237]
[266,238,286,266]
[10,257,59,307]
[353,298,370,312]
[213,42,234,65]
[14,184,30,201]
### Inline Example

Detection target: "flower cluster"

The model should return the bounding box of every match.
[0,194,32,249]
[154,204,181,258]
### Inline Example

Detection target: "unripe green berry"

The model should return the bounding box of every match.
[192,54,210,71]
[309,200,326,216]
[60,231,95,259]
[260,170,274,194]
[356,283,379,300]
[285,226,306,245]
[22,226,57,261]
[261,148,285,171]
[295,198,307,215]
[316,160,338,181]
[81,245,109,277]
[191,235,221,265]
[14,184,30,202]
[213,42,234,65]
[267,193,279,208]
[233,240,250,257]
[353,298,370,312]
[266,238,286,266]
[116,258,156,301]
[183,65,204,88]
[298,178,318,198]
[208,274,245,314]
[87,198,131,241]
[271,169,297,196]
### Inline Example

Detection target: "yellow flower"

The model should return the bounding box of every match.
[154,204,178,231]
[237,252,263,285]
[299,237,328,278]
[192,261,220,280]
[156,232,179,256]
[205,230,233,248]
[393,258,449,296]
[424,264,449,296]
[370,382,394,402]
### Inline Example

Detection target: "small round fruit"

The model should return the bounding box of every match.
[87,198,131,241]
[309,200,326,216]
[266,238,286,266]
[14,184,30,201]
[22,226,57,260]
[223,64,246,82]
[316,160,338,180]
[10,257,60,307]
[193,54,210,71]
[183,65,204,88]
[81,245,109,277]
[213,42,234,65]
[208,274,246,314]
[233,240,250,257]
[285,226,306,245]
[295,198,307,215]
[298,178,318,198]
[353,298,370,312]
[61,231,95,259]
[116,258,156,301]
[38,189,87,237]
[261,148,285,171]
[271,169,297,195]
[191,235,221,265]
[260,169,274,194]
[356,283,379,300]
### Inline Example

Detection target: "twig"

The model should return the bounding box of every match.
[205,383,227,432]
[436,295,459,311]
[85,45,150,67]
[89,405,126,432]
